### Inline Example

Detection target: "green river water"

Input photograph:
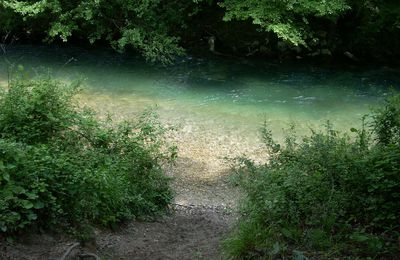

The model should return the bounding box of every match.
[1,45,400,143]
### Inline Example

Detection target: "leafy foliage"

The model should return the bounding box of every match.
[219,0,400,57]
[1,0,399,61]
[220,0,350,47]
[225,95,400,258]
[0,0,197,63]
[0,78,175,234]
[373,94,400,146]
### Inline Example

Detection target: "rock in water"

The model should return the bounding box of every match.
[344,51,358,61]
[321,49,332,56]
[208,36,216,53]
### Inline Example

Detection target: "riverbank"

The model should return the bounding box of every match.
[0,78,247,259]
[0,116,246,259]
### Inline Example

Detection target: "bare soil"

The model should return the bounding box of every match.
[97,205,236,260]
[1,205,236,260]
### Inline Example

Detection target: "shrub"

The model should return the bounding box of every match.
[0,78,175,234]
[224,95,400,259]
[373,94,400,146]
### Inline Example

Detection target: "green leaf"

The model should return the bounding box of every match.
[34,201,45,209]
[0,222,7,232]
[25,192,38,199]
[350,127,358,133]
[272,242,281,255]
[350,233,369,242]
[281,228,292,238]
[2,172,10,182]
[293,250,308,260]
[12,186,25,194]
[21,200,34,209]
[27,212,37,220]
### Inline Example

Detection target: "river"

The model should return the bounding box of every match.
[1,45,399,205]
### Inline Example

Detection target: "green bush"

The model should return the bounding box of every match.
[0,78,175,234]
[373,94,400,146]
[224,95,400,259]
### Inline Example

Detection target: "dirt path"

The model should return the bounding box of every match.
[97,205,235,260]
[1,205,235,260]
[1,187,238,260]
[0,125,258,260]
[1,187,237,260]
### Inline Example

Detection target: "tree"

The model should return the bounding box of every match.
[0,0,197,63]
[1,0,399,61]
[219,0,350,47]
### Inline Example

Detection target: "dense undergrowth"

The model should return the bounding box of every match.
[0,77,176,235]
[225,95,400,259]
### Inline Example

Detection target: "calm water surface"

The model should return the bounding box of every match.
[1,45,399,142]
